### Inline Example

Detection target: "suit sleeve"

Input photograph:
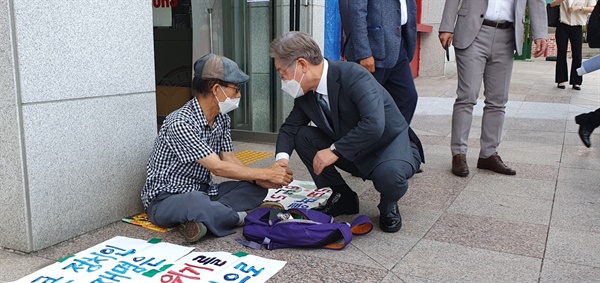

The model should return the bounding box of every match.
[439,0,461,33]
[403,0,418,61]
[275,101,312,157]
[345,0,372,61]
[528,0,549,41]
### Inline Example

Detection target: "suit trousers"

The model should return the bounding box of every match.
[371,44,418,124]
[451,25,515,158]
[575,108,600,128]
[555,22,583,86]
[293,126,418,211]
[147,181,266,237]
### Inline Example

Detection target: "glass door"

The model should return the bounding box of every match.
[190,0,306,138]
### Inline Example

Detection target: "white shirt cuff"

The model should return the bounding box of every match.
[275,152,290,161]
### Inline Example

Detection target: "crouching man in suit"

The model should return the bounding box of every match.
[269,31,424,232]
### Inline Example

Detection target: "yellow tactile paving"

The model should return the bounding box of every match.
[235,150,274,165]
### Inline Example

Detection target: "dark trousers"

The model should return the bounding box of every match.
[371,44,418,124]
[555,22,583,85]
[576,108,600,128]
[293,126,419,212]
[147,181,266,237]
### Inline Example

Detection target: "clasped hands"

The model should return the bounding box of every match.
[257,160,293,188]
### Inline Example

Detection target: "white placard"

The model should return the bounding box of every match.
[264,180,332,209]
[10,237,285,283]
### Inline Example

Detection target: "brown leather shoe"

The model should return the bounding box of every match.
[452,154,469,177]
[477,154,516,175]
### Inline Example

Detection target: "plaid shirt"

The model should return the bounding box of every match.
[141,98,234,208]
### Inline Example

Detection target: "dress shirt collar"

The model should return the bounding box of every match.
[315,59,329,98]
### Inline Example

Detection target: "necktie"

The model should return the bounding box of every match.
[315,91,333,128]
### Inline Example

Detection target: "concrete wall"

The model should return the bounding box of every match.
[0,0,28,253]
[0,0,157,252]
[419,0,455,77]
[248,1,272,133]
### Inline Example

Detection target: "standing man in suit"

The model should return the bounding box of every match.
[439,0,548,177]
[269,31,424,233]
[340,0,419,124]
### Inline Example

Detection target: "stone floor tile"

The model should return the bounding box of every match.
[424,213,547,258]
[492,162,558,181]
[0,249,54,282]
[409,115,452,136]
[262,252,388,283]
[540,259,600,283]
[282,243,386,270]
[502,132,566,150]
[551,200,600,234]
[385,167,469,211]
[415,134,446,148]
[498,140,559,150]
[379,272,408,283]
[447,190,553,225]
[524,95,572,104]
[464,174,556,200]
[395,274,443,283]
[558,166,600,184]
[560,145,600,170]
[555,180,600,204]
[393,240,541,282]
[545,227,600,267]
[349,233,421,270]
[494,144,562,165]
[506,118,567,132]
[336,201,442,239]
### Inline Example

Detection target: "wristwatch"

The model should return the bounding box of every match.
[330,143,341,157]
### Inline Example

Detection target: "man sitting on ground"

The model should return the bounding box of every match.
[141,54,293,243]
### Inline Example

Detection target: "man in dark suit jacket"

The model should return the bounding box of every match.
[340,0,419,124]
[269,31,424,233]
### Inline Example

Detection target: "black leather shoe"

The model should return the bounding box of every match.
[557,83,566,89]
[314,192,359,217]
[578,123,594,148]
[379,203,402,233]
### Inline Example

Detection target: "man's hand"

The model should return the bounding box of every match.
[276,158,289,168]
[313,148,339,175]
[439,32,454,49]
[532,38,548,58]
[266,162,293,186]
[359,56,376,73]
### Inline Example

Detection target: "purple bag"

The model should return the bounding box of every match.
[237,207,373,250]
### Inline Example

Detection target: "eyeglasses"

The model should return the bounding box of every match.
[222,84,241,93]
[277,59,297,77]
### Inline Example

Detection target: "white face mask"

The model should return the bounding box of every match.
[281,62,305,99]
[216,86,240,114]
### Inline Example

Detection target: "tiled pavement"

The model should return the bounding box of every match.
[2,58,600,282]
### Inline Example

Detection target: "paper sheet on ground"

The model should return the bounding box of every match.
[10,236,285,283]
[264,180,332,209]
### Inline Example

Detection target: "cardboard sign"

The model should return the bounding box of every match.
[11,236,285,283]
[264,180,332,209]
